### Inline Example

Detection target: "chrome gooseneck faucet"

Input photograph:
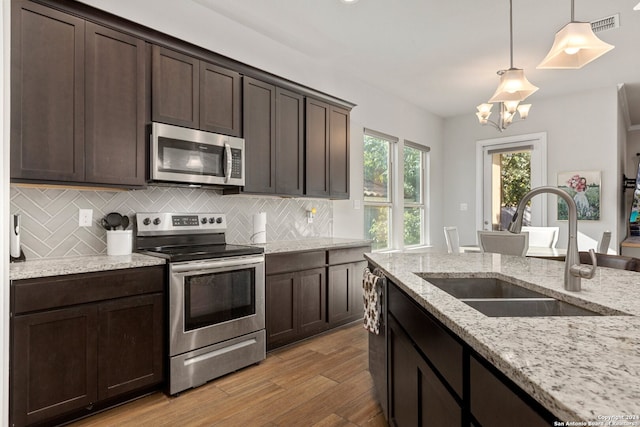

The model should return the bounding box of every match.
[507,186,597,292]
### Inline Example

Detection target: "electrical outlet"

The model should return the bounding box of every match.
[460,203,468,211]
[79,209,93,227]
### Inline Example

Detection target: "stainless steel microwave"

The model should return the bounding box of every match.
[150,122,245,187]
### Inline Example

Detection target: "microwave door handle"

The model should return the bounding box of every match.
[224,143,232,183]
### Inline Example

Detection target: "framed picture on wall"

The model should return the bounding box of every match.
[557,170,601,221]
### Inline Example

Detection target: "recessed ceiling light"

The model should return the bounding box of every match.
[340,0,359,4]
[635,2,640,11]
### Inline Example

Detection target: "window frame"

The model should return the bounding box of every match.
[363,128,397,251]
[403,140,429,248]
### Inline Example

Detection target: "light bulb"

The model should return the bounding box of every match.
[564,47,581,55]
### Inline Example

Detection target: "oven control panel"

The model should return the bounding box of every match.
[136,212,226,234]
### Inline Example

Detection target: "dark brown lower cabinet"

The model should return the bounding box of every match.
[12,306,99,427]
[266,267,326,350]
[265,245,370,350]
[328,260,366,326]
[385,282,557,427]
[10,266,165,427]
[388,315,461,427]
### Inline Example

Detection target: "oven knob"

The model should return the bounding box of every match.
[216,217,223,224]
[201,217,207,225]
[208,217,215,224]
[153,218,161,225]
[142,218,151,226]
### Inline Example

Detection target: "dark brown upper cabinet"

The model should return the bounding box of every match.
[85,23,146,186]
[200,61,242,136]
[243,77,276,194]
[275,87,304,195]
[11,0,86,183]
[152,45,242,137]
[10,0,147,187]
[241,78,304,196]
[305,98,350,199]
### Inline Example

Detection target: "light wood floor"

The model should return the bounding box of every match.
[70,323,387,427]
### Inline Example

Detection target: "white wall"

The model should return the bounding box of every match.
[443,86,620,251]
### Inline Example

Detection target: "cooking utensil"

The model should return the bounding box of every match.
[101,218,112,230]
[121,215,130,230]
[104,212,123,230]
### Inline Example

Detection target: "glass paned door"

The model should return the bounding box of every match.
[479,133,547,232]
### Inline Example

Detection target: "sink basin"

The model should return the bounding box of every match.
[421,277,548,299]
[462,298,602,317]
[419,276,604,317]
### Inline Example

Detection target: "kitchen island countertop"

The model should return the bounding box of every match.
[9,253,166,281]
[365,251,640,423]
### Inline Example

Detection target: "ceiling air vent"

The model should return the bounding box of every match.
[591,13,620,33]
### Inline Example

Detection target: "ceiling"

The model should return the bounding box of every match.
[80,0,640,125]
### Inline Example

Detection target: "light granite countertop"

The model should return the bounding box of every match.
[10,253,166,281]
[249,237,371,254]
[365,251,640,424]
[9,238,369,281]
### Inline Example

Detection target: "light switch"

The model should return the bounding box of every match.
[353,199,361,210]
[460,203,468,211]
[79,209,93,227]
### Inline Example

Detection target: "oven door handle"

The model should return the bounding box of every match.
[171,255,264,273]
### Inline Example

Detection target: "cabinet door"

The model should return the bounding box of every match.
[243,77,276,193]
[305,97,330,197]
[85,23,147,186]
[388,316,461,427]
[200,61,242,136]
[298,267,327,335]
[11,0,85,182]
[12,306,98,427]
[470,356,549,427]
[152,46,199,128]
[266,272,298,350]
[275,88,304,196]
[329,105,350,199]
[328,261,366,326]
[97,293,164,400]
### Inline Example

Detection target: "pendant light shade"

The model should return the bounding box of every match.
[488,68,539,103]
[537,1,614,69]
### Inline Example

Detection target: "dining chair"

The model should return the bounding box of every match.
[521,226,559,248]
[579,251,637,271]
[477,231,529,256]
[597,231,612,254]
[444,226,461,254]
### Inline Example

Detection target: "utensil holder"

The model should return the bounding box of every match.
[107,230,132,256]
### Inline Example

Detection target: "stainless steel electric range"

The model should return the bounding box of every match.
[135,212,265,395]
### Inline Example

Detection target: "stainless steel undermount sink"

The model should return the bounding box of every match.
[418,276,603,317]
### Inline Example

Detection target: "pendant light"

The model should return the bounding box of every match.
[476,0,537,132]
[488,0,538,103]
[537,0,614,69]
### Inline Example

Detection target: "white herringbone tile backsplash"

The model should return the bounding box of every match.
[10,186,332,260]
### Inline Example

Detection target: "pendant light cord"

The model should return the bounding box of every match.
[509,0,514,69]
[571,0,575,22]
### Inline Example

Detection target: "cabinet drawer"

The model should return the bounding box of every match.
[388,283,463,398]
[13,266,165,314]
[470,355,551,427]
[266,251,326,275]
[327,245,370,265]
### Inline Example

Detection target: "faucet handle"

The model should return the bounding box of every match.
[570,249,597,279]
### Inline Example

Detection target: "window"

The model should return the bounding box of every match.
[364,130,429,251]
[363,130,394,251]
[403,142,427,247]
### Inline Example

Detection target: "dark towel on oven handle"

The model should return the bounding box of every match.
[363,267,384,335]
